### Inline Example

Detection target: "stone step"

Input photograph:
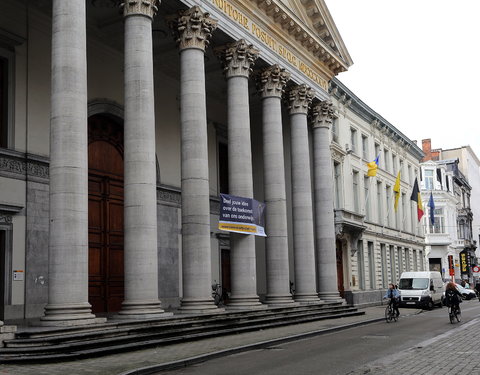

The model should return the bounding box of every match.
[0,311,364,363]
[14,301,345,340]
[4,306,359,348]
[0,305,363,363]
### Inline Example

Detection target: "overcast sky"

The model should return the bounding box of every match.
[324,0,480,157]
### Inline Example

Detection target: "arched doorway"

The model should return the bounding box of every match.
[88,114,124,313]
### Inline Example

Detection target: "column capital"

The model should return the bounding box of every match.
[217,39,259,79]
[257,64,290,99]
[311,100,335,129]
[287,84,315,115]
[121,0,159,19]
[169,6,217,52]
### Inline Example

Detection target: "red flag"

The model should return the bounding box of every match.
[410,178,424,221]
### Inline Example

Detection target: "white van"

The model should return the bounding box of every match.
[398,271,444,309]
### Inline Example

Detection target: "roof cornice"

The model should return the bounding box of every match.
[330,78,424,161]
[249,0,352,75]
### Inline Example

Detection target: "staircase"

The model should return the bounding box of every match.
[0,302,364,363]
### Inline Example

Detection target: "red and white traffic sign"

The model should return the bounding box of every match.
[472,265,480,273]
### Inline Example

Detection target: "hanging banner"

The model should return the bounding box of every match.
[448,255,455,277]
[460,250,470,276]
[218,194,266,236]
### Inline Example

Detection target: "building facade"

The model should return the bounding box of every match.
[421,139,477,282]
[0,0,359,325]
[329,79,426,306]
[441,146,480,260]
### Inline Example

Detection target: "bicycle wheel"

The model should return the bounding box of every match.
[449,307,454,324]
[456,307,461,323]
[385,306,392,323]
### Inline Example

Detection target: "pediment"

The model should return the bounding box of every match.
[271,0,353,72]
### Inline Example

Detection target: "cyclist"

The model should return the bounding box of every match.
[445,281,462,314]
[383,283,400,317]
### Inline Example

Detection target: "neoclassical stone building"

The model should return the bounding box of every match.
[329,79,426,306]
[0,0,356,325]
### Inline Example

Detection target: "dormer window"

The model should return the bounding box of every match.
[424,169,434,190]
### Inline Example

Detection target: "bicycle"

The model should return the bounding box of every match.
[448,304,461,324]
[385,299,398,323]
[211,282,224,306]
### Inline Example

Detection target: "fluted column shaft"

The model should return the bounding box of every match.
[287,85,320,303]
[170,6,219,312]
[118,0,165,318]
[217,40,263,309]
[42,0,95,325]
[257,65,295,305]
[312,102,342,301]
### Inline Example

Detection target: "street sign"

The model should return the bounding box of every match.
[472,266,480,273]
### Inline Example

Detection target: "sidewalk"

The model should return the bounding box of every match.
[0,305,410,375]
[347,315,480,375]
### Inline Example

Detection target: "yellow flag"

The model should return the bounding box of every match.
[367,155,379,177]
[393,171,401,212]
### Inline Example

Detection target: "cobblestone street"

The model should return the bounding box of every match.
[348,317,480,375]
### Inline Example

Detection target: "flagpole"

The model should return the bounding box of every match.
[383,188,395,230]
[363,177,374,215]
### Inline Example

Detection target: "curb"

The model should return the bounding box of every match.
[118,316,385,375]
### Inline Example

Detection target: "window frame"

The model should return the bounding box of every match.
[361,134,368,160]
[350,127,357,154]
[0,46,14,149]
[424,168,435,190]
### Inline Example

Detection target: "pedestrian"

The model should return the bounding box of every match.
[475,282,480,300]
[383,283,400,317]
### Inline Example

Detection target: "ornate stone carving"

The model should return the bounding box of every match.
[287,84,314,115]
[217,39,259,78]
[169,6,217,52]
[0,214,12,224]
[311,100,335,129]
[121,0,159,19]
[157,187,181,205]
[331,144,346,163]
[256,64,290,99]
[0,153,49,182]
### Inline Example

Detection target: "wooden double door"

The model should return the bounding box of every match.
[88,115,124,314]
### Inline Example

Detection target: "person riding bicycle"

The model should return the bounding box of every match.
[383,283,400,317]
[445,281,462,312]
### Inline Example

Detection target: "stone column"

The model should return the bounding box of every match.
[170,7,219,312]
[117,0,165,319]
[311,101,342,301]
[41,0,96,326]
[217,40,263,309]
[257,65,295,306]
[287,85,320,304]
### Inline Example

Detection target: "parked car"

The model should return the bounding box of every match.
[442,283,476,304]
[456,285,476,300]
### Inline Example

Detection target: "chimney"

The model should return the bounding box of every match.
[422,139,432,162]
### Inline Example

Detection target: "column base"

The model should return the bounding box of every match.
[265,294,298,306]
[40,303,98,327]
[178,297,222,314]
[0,325,16,347]
[318,291,345,303]
[116,300,169,319]
[294,293,322,305]
[226,295,267,310]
